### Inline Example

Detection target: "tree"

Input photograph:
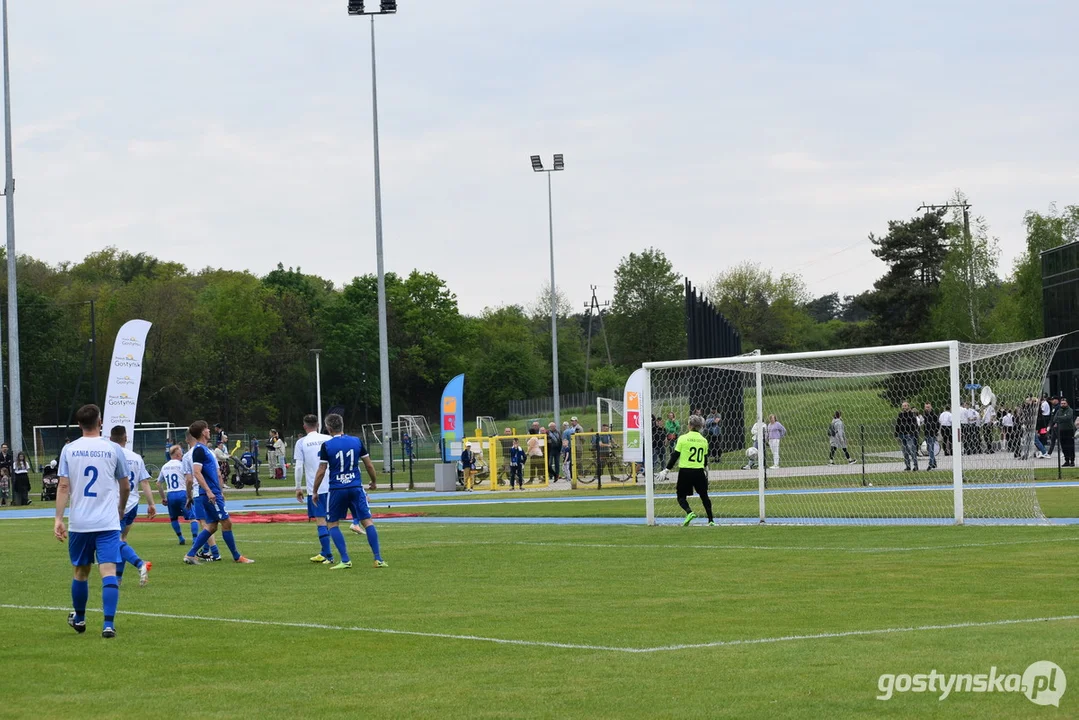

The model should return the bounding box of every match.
[989,204,1079,340]
[861,211,950,344]
[465,306,548,416]
[607,248,684,367]
[706,262,814,353]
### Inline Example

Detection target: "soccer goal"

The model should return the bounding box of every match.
[642,338,1062,525]
[596,397,624,432]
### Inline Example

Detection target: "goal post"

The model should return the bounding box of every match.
[642,338,1062,526]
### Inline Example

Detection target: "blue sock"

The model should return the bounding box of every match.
[328,526,349,563]
[364,524,382,562]
[170,520,183,539]
[317,526,333,560]
[101,576,119,630]
[187,529,212,557]
[71,579,88,622]
[209,542,220,559]
[120,542,143,569]
[190,520,199,537]
[221,530,240,561]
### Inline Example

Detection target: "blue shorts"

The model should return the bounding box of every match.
[307,493,328,519]
[328,487,371,524]
[122,506,138,528]
[166,493,192,521]
[69,530,122,567]
[198,495,230,523]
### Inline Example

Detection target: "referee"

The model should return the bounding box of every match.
[660,414,714,526]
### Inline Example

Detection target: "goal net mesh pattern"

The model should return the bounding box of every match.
[645,338,1062,524]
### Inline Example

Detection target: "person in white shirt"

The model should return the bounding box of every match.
[982,404,997,454]
[110,426,156,588]
[294,414,334,564]
[53,404,132,639]
[1001,408,1018,457]
[938,407,953,456]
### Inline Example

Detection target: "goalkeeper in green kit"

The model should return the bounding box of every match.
[660,414,714,526]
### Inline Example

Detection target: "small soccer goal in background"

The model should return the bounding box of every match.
[641,338,1062,526]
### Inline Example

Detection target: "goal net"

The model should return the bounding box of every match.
[643,338,1062,525]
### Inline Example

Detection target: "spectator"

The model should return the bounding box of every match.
[593,424,613,481]
[0,466,8,505]
[508,438,525,489]
[526,431,545,484]
[546,422,563,482]
[214,423,227,448]
[828,410,855,465]
[1054,398,1075,467]
[766,414,787,469]
[743,418,765,470]
[895,401,919,472]
[560,421,574,478]
[651,416,667,470]
[1046,397,1061,457]
[664,412,680,459]
[529,420,542,436]
[12,451,32,505]
[403,432,414,462]
[982,402,997,454]
[960,401,980,454]
[0,442,12,475]
[938,405,953,456]
[269,429,287,479]
[705,411,722,461]
[1035,394,1052,458]
[1001,406,1018,457]
[922,403,940,470]
[460,441,476,491]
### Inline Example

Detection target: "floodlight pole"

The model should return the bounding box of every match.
[530,155,564,426]
[1,0,19,452]
[312,349,323,431]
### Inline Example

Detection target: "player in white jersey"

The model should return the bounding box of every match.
[110,426,155,587]
[294,414,334,564]
[54,404,131,639]
[157,445,193,543]
[183,429,220,560]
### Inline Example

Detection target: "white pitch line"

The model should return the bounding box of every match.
[2,604,1076,654]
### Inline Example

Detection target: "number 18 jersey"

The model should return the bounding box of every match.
[59,436,131,533]
[318,435,369,490]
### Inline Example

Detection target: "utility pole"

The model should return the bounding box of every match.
[582,285,612,392]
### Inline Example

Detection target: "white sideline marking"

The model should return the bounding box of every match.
[2,604,1076,654]
[243,535,1079,554]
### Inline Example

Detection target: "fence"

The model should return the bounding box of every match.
[507,389,621,419]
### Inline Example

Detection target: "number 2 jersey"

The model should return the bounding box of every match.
[318,435,369,489]
[59,436,132,533]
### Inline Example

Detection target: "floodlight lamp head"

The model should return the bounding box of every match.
[380,0,397,13]
[530,155,544,172]
[553,153,564,171]
[348,0,365,15]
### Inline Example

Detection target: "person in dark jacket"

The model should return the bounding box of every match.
[895,401,920,472]
[1054,398,1076,467]
[508,438,526,489]
[651,416,667,470]
[922,403,940,470]
[546,422,562,482]
[460,442,476,491]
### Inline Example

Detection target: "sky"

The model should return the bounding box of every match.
[7,0,1079,315]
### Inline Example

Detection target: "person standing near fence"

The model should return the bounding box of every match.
[938,406,953,456]
[828,411,855,465]
[766,414,787,469]
[1054,398,1075,467]
[546,423,562,482]
[896,401,919,472]
[508,438,525,490]
[593,424,613,481]
[12,452,31,506]
[460,442,476,491]
[922,403,940,470]
[526,432,544,484]
[652,416,667,470]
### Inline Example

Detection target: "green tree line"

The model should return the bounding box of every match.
[0,198,1071,435]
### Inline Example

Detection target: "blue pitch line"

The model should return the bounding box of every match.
[4,481,1078,522]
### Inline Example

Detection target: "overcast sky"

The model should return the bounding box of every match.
[8,0,1079,315]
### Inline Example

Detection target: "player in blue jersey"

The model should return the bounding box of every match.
[312,413,386,570]
[183,428,221,561]
[294,414,334,564]
[157,445,191,543]
[53,404,132,638]
[183,420,253,565]
[110,426,155,586]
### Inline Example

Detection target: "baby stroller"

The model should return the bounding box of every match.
[226,455,262,495]
[41,464,60,502]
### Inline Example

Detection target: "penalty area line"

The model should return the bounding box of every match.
[1,604,1077,654]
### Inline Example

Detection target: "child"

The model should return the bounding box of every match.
[0,467,8,506]
[509,438,525,490]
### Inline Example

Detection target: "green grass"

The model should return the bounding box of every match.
[1,507,1077,718]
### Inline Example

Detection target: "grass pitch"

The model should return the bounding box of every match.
[1,503,1077,719]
